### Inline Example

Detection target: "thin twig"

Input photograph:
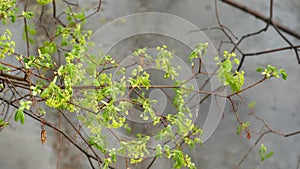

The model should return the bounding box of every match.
[23,0,30,56]
[243,45,300,57]
[221,0,300,39]
[227,77,267,98]
[234,130,271,169]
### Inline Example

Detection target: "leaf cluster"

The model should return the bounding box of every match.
[14,100,32,124]
[215,51,245,93]
[256,64,288,80]
[0,29,15,60]
[259,144,274,162]
[0,0,18,24]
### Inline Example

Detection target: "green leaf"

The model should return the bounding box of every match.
[14,109,25,124]
[279,69,288,80]
[256,67,263,72]
[189,42,208,62]
[0,118,9,127]
[36,0,53,5]
[0,64,10,71]
[155,144,162,158]
[233,58,240,65]
[14,109,20,122]
[38,108,46,115]
[216,52,245,93]
[266,151,274,158]
[23,25,37,44]
[171,149,185,168]
[236,126,242,134]
[258,65,287,80]
[248,101,256,108]
[0,29,15,59]
[22,11,34,20]
[236,121,250,134]
[20,111,25,124]
[259,144,274,162]
[39,41,57,54]
[0,0,18,24]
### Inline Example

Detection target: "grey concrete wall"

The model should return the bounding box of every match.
[0,0,299,169]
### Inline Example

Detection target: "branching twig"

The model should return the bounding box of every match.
[23,0,30,56]
[221,0,300,39]
[234,130,271,169]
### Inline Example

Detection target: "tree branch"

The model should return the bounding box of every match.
[221,0,300,39]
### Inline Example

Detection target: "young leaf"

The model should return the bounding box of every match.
[259,144,274,162]
[155,144,162,158]
[14,109,25,124]
[248,101,256,108]
[279,69,288,80]
[0,64,10,71]
[22,11,34,20]
[256,67,263,72]
[0,118,9,127]
[266,151,274,158]
[36,0,53,5]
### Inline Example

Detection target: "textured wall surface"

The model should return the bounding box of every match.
[0,0,299,169]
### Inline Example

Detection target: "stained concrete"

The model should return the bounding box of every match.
[0,0,299,169]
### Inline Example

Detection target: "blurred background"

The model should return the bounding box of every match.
[0,0,299,169]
